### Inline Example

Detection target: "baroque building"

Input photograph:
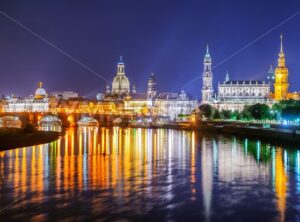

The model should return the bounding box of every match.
[102,58,198,120]
[215,78,271,111]
[124,73,198,120]
[5,82,49,112]
[111,56,130,95]
[201,46,272,111]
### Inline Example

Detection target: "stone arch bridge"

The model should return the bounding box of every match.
[0,112,136,127]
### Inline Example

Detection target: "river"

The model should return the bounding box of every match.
[0,127,299,221]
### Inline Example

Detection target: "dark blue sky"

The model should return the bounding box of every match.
[0,0,300,98]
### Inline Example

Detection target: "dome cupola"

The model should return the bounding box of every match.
[34,82,47,99]
[112,56,130,95]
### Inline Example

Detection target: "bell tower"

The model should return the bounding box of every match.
[201,45,214,103]
[274,34,289,101]
[117,56,125,75]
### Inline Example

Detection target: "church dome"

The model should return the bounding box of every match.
[112,75,130,94]
[35,82,47,99]
[111,56,130,95]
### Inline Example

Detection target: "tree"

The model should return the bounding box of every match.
[220,109,232,119]
[199,104,216,120]
[213,109,221,119]
[282,106,300,121]
[232,110,240,120]
[272,99,300,121]
[239,106,253,120]
[248,103,270,120]
[272,99,300,113]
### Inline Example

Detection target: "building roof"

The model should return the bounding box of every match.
[156,93,178,99]
[221,80,267,85]
[130,93,147,100]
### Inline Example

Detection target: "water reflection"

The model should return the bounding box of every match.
[39,124,62,132]
[0,127,299,221]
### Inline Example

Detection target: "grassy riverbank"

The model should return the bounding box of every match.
[196,120,300,145]
[0,128,60,151]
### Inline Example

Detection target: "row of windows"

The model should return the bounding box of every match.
[219,92,266,97]
[220,88,269,92]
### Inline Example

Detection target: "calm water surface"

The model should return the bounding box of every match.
[0,127,300,221]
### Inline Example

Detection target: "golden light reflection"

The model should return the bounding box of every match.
[191,131,196,184]
[0,127,294,221]
[0,127,195,207]
[274,148,287,222]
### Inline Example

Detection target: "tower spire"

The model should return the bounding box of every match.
[274,34,289,101]
[280,34,283,53]
[205,45,211,59]
[225,71,229,82]
[119,56,123,64]
[278,34,285,67]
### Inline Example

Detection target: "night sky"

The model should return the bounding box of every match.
[0,0,300,98]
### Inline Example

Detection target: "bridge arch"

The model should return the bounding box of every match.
[38,115,62,126]
[77,116,99,126]
[0,116,22,128]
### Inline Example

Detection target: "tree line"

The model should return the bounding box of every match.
[199,99,300,121]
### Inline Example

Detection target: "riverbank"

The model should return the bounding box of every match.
[197,120,300,144]
[0,128,60,151]
[128,121,300,145]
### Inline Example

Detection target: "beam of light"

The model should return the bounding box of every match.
[0,9,112,84]
[181,9,300,90]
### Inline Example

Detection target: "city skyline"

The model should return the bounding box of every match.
[2,2,300,221]
[0,1,300,97]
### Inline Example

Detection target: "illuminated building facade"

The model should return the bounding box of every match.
[201,47,272,111]
[147,73,157,99]
[78,101,117,114]
[215,78,271,111]
[5,82,49,112]
[201,46,214,104]
[274,35,289,101]
[124,73,198,120]
[52,98,118,114]
[154,91,198,120]
[103,62,198,120]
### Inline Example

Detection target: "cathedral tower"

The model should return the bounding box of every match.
[147,73,157,99]
[201,45,214,103]
[274,35,289,101]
